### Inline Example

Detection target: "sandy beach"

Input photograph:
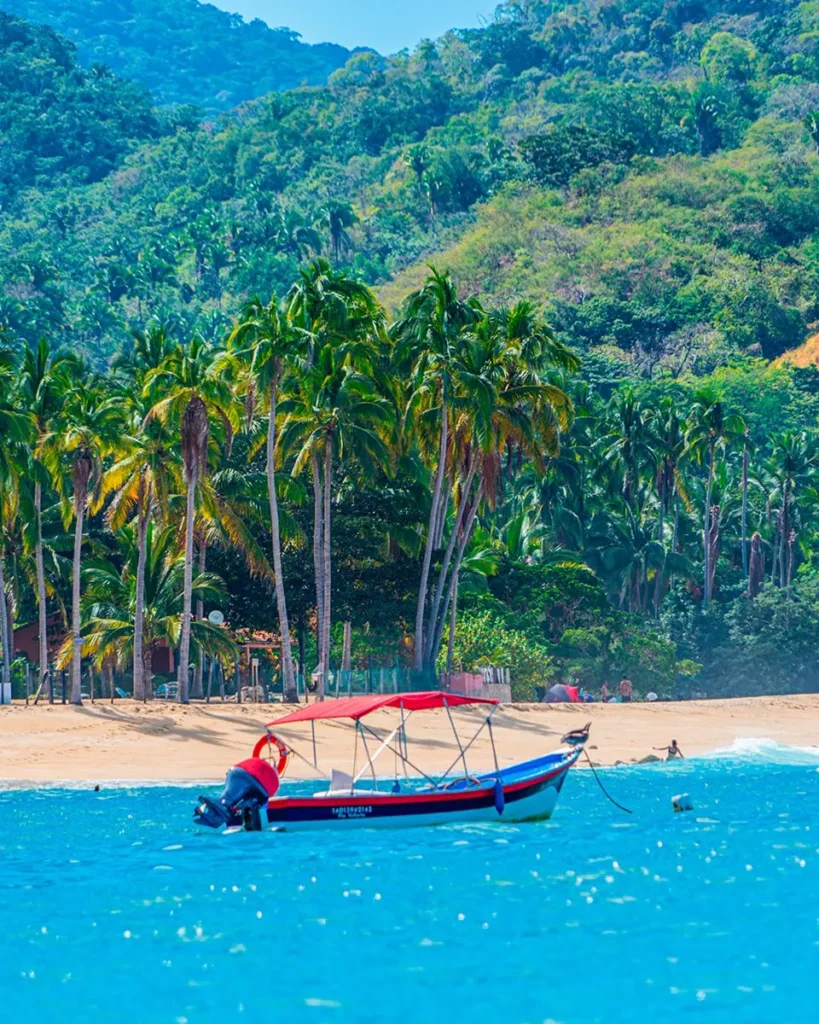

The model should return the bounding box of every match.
[1,694,817,785]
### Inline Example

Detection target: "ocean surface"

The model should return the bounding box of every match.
[2,739,818,1023]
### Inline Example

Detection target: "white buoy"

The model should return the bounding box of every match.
[672,793,693,813]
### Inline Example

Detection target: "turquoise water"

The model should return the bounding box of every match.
[2,744,818,1023]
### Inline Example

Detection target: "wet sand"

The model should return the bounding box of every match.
[1,694,817,785]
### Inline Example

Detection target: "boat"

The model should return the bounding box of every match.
[194,691,588,832]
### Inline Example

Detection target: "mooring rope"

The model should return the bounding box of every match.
[582,747,633,815]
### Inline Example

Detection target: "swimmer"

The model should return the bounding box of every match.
[654,739,684,760]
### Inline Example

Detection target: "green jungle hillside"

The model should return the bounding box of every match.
[0,13,163,204]
[0,0,356,110]
[4,0,819,370]
[5,1,819,703]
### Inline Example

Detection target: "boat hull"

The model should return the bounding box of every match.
[258,749,579,831]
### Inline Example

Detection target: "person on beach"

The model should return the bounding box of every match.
[654,740,684,760]
[619,675,632,702]
[601,681,610,702]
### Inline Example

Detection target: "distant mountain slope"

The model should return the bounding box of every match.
[0,0,357,110]
[0,12,160,204]
[3,0,819,368]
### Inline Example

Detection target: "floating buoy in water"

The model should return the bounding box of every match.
[672,793,693,813]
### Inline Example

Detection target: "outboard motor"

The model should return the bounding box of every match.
[194,757,280,831]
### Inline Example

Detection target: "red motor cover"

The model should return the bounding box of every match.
[235,756,280,798]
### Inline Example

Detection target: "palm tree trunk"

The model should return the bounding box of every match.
[425,454,478,666]
[432,475,452,551]
[320,436,333,700]
[311,450,324,675]
[787,531,795,596]
[0,540,11,698]
[34,481,50,702]
[133,478,148,702]
[191,542,206,699]
[445,572,458,674]
[779,485,789,589]
[341,620,352,672]
[741,434,749,577]
[70,488,86,705]
[144,650,153,701]
[414,402,448,671]
[654,482,665,619]
[267,378,297,702]
[431,482,483,668]
[703,445,714,607]
[177,466,197,704]
[771,526,780,586]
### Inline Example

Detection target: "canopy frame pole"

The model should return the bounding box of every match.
[351,721,360,792]
[487,713,501,783]
[311,721,318,768]
[356,720,380,790]
[269,736,331,779]
[435,707,497,786]
[443,697,469,780]
[358,720,439,788]
[354,721,406,784]
[399,702,407,779]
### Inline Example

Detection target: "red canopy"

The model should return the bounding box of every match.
[267,691,498,727]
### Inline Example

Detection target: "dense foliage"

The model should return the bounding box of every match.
[3,261,819,703]
[0,13,160,204]
[0,0,356,110]
[4,1,819,702]
[4,0,819,369]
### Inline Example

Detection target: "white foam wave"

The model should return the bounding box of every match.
[700,737,819,766]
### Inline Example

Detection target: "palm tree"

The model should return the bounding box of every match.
[42,384,119,704]
[767,431,815,591]
[394,267,482,671]
[595,389,653,511]
[407,295,577,672]
[16,339,78,700]
[740,428,752,577]
[647,396,688,615]
[100,402,180,700]
[286,260,386,693]
[279,343,392,696]
[228,297,308,702]
[62,524,236,686]
[145,336,239,703]
[685,391,745,607]
[587,494,695,613]
[0,347,33,696]
[323,200,358,262]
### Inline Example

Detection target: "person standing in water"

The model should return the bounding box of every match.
[654,740,684,760]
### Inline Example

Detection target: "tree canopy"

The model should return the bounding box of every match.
[4,1,819,369]
[0,0,357,110]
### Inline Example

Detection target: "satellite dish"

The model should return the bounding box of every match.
[208,609,225,625]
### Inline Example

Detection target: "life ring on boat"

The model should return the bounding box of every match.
[252,732,289,778]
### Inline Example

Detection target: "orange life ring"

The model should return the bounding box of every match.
[252,732,289,778]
